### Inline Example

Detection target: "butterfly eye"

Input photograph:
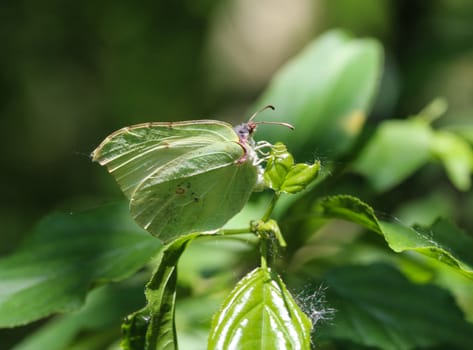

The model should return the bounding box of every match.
[234,124,251,140]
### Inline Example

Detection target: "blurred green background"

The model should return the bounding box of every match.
[1,0,473,255]
[1,0,473,349]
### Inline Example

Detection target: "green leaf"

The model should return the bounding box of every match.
[353,111,473,192]
[264,142,320,194]
[254,30,383,160]
[12,282,146,350]
[431,130,473,191]
[121,233,204,350]
[318,264,473,350]
[353,119,432,191]
[264,143,295,191]
[281,162,320,194]
[0,204,161,328]
[208,267,312,349]
[313,194,381,233]
[380,219,473,276]
[313,195,473,277]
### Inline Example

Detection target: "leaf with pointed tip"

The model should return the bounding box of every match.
[313,195,473,277]
[280,162,320,194]
[264,143,295,191]
[208,267,312,349]
[121,233,205,350]
[264,142,320,194]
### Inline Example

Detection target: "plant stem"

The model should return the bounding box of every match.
[261,193,280,222]
[219,227,251,235]
[260,238,268,270]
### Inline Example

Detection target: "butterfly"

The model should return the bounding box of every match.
[91,106,292,242]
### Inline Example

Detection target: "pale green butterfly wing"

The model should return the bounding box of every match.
[92,120,258,241]
[131,144,257,240]
[92,121,238,196]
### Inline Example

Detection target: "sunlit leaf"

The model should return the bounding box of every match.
[208,267,312,349]
[353,111,473,192]
[313,195,473,277]
[254,30,383,160]
[281,163,320,194]
[264,142,320,194]
[264,143,295,191]
[353,119,432,191]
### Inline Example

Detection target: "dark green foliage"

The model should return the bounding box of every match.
[2,3,473,349]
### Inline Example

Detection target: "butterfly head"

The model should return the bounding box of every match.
[233,105,294,168]
[234,105,294,144]
[234,121,257,144]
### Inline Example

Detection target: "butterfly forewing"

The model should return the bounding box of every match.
[92,120,258,241]
[92,121,239,197]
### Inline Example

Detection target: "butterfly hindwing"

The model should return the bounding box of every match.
[131,143,257,240]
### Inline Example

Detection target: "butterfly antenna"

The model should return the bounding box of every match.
[248,105,294,130]
[248,105,275,122]
[254,120,294,130]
